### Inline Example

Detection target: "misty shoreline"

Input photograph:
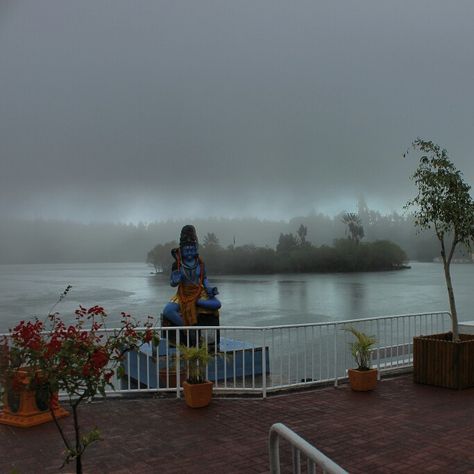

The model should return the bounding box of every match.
[0,262,412,272]
[0,211,443,266]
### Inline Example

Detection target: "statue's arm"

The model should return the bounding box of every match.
[170,262,181,287]
[202,267,218,297]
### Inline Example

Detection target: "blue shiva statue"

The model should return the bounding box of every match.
[162,225,221,329]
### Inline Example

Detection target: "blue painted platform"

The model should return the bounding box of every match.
[125,337,270,388]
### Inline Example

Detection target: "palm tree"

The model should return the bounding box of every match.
[341,213,364,244]
[203,232,220,249]
[297,224,308,246]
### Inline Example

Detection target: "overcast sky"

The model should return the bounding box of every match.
[1,0,474,223]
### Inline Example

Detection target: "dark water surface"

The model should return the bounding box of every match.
[1,262,473,333]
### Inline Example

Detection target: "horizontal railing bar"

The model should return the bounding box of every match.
[0,310,451,337]
[158,311,450,331]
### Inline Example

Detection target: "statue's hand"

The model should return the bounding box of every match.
[170,270,182,286]
[206,286,219,298]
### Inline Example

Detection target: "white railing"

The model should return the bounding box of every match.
[269,422,348,474]
[108,310,450,397]
[0,311,451,399]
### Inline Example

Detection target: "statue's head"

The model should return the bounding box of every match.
[179,225,198,259]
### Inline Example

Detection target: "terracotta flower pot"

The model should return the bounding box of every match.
[182,380,213,408]
[348,368,377,392]
[0,368,69,428]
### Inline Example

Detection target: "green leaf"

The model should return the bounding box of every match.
[117,365,125,379]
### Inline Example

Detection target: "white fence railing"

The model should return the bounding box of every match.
[109,311,450,397]
[1,311,451,399]
[269,422,348,474]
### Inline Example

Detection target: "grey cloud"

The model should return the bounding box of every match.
[1,0,474,222]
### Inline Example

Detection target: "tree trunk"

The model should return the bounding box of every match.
[443,261,459,341]
[76,455,82,474]
[73,404,82,474]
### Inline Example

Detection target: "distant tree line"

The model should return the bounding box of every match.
[147,221,408,274]
[3,198,467,264]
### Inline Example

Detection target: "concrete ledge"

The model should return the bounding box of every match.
[459,321,474,335]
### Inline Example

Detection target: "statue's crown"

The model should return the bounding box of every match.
[179,225,198,247]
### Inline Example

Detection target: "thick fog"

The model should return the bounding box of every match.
[1,0,474,223]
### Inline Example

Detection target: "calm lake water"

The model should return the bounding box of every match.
[0,262,473,333]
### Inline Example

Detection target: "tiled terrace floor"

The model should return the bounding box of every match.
[1,374,474,473]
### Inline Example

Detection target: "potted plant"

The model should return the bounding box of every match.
[0,286,73,428]
[405,139,474,389]
[179,344,214,408]
[0,348,70,428]
[0,287,158,473]
[345,327,377,391]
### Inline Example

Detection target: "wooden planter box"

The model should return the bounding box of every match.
[413,333,474,389]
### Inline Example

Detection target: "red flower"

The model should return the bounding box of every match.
[82,363,92,377]
[90,348,109,370]
[87,305,105,316]
[144,329,153,343]
[124,326,137,338]
[104,370,114,383]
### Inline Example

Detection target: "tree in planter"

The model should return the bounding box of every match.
[178,344,220,408]
[405,138,474,341]
[179,344,214,384]
[1,300,158,473]
[346,327,376,371]
[344,326,378,391]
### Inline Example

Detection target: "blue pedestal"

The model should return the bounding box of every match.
[125,337,270,388]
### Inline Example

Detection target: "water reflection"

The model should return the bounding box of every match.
[347,282,366,317]
[277,280,309,315]
[147,273,167,289]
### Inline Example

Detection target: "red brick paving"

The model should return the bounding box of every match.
[1,374,474,473]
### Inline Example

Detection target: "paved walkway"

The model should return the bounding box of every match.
[1,375,474,473]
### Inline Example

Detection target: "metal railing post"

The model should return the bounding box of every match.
[269,427,281,474]
[175,328,181,399]
[262,328,267,399]
[376,319,381,380]
[334,325,338,387]
[292,446,301,474]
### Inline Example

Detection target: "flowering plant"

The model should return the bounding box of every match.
[0,286,158,474]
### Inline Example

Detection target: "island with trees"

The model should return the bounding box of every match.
[147,216,408,275]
